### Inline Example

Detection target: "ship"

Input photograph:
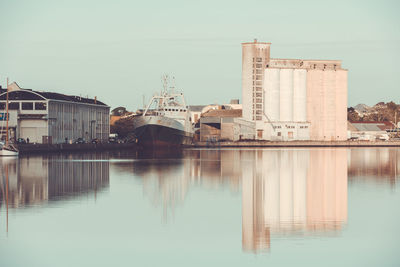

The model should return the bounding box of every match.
[132,77,194,147]
[0,78,18,157]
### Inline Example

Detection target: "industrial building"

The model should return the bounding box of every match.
[348,121,392,141]
[199,109,255,142]
[0,82,110,144]
[242,39,348,141]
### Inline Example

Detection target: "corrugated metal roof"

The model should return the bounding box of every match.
[352,123,384,131]
[351,121,394,131]
[189,105,207,112]
[0,89,107,106]
[202,109,242,118]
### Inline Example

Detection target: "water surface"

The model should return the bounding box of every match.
[0,148,399,266]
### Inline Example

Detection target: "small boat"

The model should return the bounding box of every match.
[0,78,19,156]
[0,142,18,156]
[132,76,194,147]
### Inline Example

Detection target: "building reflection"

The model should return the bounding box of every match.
[0,153,109,209]
[348,148,400,186]
[242,149,348,252]
[132,148,350,252]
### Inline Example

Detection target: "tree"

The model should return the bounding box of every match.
[110,116,135,138]
[386,101,398,111]
[111,106,128,116]
[347,107,361,122]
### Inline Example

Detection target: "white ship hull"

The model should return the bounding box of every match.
[0,147,19,156]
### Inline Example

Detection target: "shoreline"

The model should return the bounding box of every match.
[16,143,138,154]
[193,140,400,148]
[11,140,400,154]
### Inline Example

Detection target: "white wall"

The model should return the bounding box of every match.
[264,68,280,121]
[279,69,294,122]
[19,120,48,143]
[293,69,307,122]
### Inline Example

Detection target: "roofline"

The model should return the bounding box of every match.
[48,98,110,108]
[271,58,342,63]
[242,42,271,45]
[0,88,109,108]
[0,89,46,100]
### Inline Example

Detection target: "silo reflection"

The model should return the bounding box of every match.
[242,149,348,253]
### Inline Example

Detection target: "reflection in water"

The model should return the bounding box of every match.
[130,150,242,220]
[242,149,347,253]
[132,149,352,252]
[1,148,398,255]
[349,148,400,186]
[0,154,109,209]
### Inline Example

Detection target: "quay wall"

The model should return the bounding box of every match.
[194,140,400,148]
[17,143,137,154]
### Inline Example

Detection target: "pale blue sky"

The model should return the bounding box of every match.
[0,0,399,110]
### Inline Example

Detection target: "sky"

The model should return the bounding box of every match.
[0,0,399,110]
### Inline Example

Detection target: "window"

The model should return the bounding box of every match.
[9,102,19,110]
[256,116,262,120]
[257,130,263,138]
[256,110,262,115]
[277,132,281,136]
[256,69,262,74]
[256,93,262,97]
[256,87,262,91]
[256,75,262,80]
[256,104,262,109]
[256,64,262,68]
[22,102,33,110]
[256,58,262,62]
[256,81,262,85]
[256,98,262,103]
[35,102,47,110]
[0,103,5,110]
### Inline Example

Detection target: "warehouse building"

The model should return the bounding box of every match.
[242,39,347,141]
[199,109,255,142]
[0,82,109,144]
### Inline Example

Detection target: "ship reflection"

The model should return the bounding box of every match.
[0,153,109,209]
[133,148,351,253]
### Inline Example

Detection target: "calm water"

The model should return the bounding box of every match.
[0,148,399,267]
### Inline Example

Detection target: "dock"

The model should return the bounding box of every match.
[194,140,400,148]
[16,143,137,154]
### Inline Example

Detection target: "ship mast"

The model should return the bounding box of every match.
[5,78,9,146]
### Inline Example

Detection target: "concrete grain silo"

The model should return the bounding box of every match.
[279,69,294,122]
[264,68,280,121]
[293,69,307,122]
[241,40,348,141]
